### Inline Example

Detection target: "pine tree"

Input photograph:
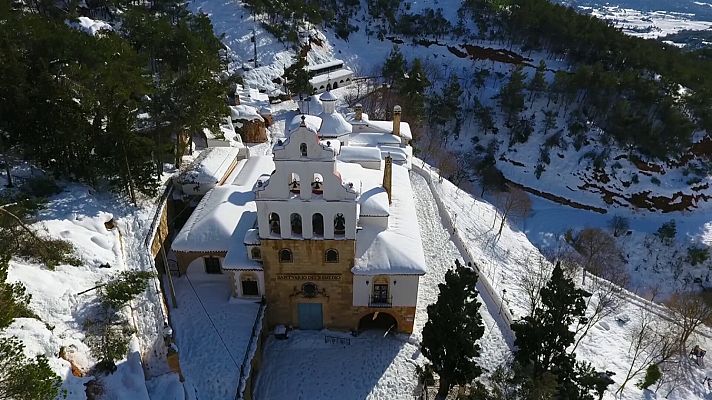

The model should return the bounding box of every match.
[382,45,406,86]
[528,60,547,104]
[0,255,34,330]
[284,51,314,97]
[85,271,153,373]
[0,337,63,400]
[499,66,526,125]
[398,57,430,123]
[421,260,485,400]
[511,262,612,399]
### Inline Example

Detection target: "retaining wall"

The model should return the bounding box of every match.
[412,162,516,346]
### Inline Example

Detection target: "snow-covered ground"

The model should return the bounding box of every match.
[5,181,167,399]
[164,271,261,400]
[418,161,712,399]
[558,0,712,39]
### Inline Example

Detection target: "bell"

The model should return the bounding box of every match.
[334,215,345,231]
[289,180,300,192]
[270,221,281,234]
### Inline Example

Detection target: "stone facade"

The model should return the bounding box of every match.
[261,238,356,330]
[261,238,417,333]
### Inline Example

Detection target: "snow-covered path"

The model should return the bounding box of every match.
[409,172,510,369]
[253,172,509,399]
[168,273,260,400]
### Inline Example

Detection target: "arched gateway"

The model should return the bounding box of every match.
[358,312,398,332]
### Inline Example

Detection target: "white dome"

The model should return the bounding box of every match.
[319,112,352,138]
[319,91,337,102]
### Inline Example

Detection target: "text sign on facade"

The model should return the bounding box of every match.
[276,273,342,281]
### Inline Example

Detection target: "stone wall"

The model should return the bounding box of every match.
[261,238,356,330]
[261,238,417,333]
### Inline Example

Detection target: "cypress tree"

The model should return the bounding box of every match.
[421,260,485,400]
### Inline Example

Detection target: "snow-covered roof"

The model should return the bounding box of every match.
[310,69,354,85]
[360,188,390,217]
[318,112,352,138]
[289,114,322,132]
[243,229,260,245]
[222,220,262,271]
[172,156,275,253]
[335,162,426,275]
[319,91,337,102]
[296,95,323,116]
[307,60,344,71]
[171,186,255,253]
[175,147,240,186]
[230,105,264,122]
[230,155,275,186]
[337,147,382,163]
[349,118,413,141]
[350,132,402,146]
[366,120,413,141]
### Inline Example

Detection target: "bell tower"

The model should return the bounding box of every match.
[255,121,359,331]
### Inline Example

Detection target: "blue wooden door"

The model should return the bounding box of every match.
[298,303,323,330]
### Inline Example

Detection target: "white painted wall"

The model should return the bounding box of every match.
[352,275,420,307]
[231,270,265,298]
[257,200,358,240]
[255,124,359,240]
[186,256,225,275]
[358,215,388,229]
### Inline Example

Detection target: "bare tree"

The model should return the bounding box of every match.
[514,253,552,317]
[492,185,531,236]
[616,312,676,395]
[570,228,625,285]
[666,292,712,350]
[436,150,458,183]
[607,215,630,237]
[653,358,691,398]
[570,274,624,353]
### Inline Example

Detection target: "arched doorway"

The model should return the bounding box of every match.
[358,312,397,333]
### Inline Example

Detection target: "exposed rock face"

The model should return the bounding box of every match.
[236,118,268,143]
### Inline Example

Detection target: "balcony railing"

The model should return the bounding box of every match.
[369,296,392,308]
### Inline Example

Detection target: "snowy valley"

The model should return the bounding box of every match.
[3,0,712,399]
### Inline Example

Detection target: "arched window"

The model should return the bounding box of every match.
[312,213,324,237]
[290,213,302,236]
[334,213,346,236]
[312,173,323,195]
[269,213,280,235]
[289,173,300,194]
[325,249,338,263]
[250,247,261,260]
[279,249,293,263]
[240,272,259,296]
[300,143,308,157]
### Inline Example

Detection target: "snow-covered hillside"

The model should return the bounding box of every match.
[557,0,712,39]
[5,179,170,399]
[184,0,712,398]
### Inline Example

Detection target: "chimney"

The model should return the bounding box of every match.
[392,105,401,137]
[354,103,363,121]
[383,153,393,204]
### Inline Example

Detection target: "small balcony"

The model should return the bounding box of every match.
[368,295,392,308]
